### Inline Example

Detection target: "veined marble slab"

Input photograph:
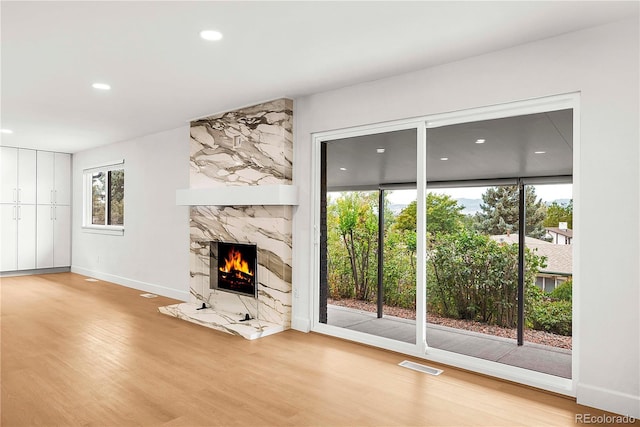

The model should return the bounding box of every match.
[190,98,293,188]
[158,303,284,340]
[186,98,293,334]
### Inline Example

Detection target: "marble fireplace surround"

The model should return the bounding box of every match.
[159,98,296,340]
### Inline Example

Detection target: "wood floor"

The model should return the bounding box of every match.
[0,273,622,426]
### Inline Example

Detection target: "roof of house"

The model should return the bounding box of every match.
[545,227,573,238]
[490,234,572,275]
[491,234,553,246]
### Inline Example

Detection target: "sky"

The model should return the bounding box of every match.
[386,184,573,205]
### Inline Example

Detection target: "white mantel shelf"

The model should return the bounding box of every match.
[176,184,298,206]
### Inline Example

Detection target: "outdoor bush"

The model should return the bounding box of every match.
[529,300,572,336]
[549,279,572,301]
[428,230,545,328]
[382,229,416,309]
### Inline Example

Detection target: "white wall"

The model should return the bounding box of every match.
[292,19,639,417]
[72,126,190,301]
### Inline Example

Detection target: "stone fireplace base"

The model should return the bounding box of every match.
[159,303,284,340]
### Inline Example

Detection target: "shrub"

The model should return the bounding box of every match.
[550,279,572,301]
[427,230,545,328]
[529,300,572,336]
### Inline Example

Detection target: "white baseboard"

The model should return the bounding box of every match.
[71,266,190,302]
[291,316,311,332]
[577,383,640,418]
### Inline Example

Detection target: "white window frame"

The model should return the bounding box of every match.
[82,159,125,235]
[309,92,580,397]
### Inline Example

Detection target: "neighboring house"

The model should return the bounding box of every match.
[545,223,573,245]
[491,234,572,292]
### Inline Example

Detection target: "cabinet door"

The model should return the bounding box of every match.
[54,153,71,205]
[0,204,17,271]
[37,151,55,204]
[16,204,36,270]
[0,147,18,204]
[36,205,54,268]
[53,205,71,267]
[18,149,37,204]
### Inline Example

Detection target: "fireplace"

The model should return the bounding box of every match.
[210,241,258,298]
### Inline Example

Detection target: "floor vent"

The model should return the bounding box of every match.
[398,360,443,376]
[140,293,158,298]
[84,278,99,282]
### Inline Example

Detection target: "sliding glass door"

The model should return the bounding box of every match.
[312,93,578,391]
[317,125,422,349]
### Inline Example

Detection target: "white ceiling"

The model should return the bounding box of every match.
[1,1,637,154]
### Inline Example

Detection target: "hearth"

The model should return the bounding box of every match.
[210,241,257,298]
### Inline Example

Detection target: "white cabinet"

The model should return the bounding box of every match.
[54,205,71,267]
[17,205,37,269]
[36,151,71,269]
[0,204,36,271]
[37,151,71,205]
[0,205,18,270]
[1,147,70,272]
[0,148,18,203]
[1,147,36,204]
[37,205,71,268]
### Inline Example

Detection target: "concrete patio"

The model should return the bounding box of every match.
[327,304,571,379]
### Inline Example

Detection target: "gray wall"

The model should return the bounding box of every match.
[72,125,190,300]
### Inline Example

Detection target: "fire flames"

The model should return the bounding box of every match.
[220,247,254,277]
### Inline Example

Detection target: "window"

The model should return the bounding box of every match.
[83,161,124,233]
[544,277,555,293]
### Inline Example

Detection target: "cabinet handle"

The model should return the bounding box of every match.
[54,206,57,220]
[17,188,21,203]
[13,189,17,202]
[13,206,16,220]
[17,206,21,220]
[51,189,54,204]
[51,206,54,220]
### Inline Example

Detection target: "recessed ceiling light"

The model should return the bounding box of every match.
[475,139,486,144]
[440,157,449,161]
[0,129,13,134]
[534,151,546,154]
[376,148,385,154]
[200,30,223,41]
[92,83,111,90]
[339,167,347,171]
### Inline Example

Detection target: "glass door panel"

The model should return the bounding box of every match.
[424,110,573,378]
[320,129,418,345]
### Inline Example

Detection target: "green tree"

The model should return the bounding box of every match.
[394,193,465,236]
[544,200,572,229]
[91,172,106,225]
[382,228,416,309]
[474,186,547,239]
[329,192,379,301]
[108,169,125,225]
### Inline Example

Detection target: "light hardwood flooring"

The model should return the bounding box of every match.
[0,273,627,426]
